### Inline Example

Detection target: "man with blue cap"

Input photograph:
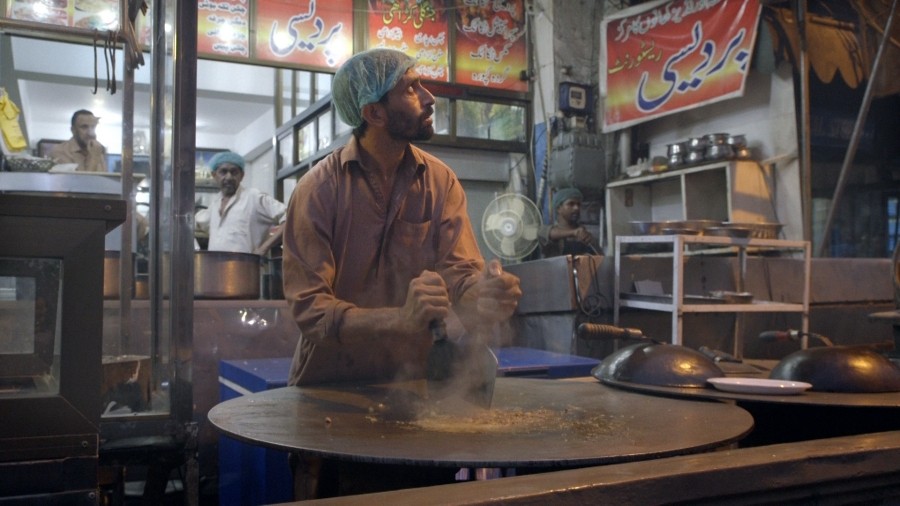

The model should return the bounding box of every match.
[195,150,286,254]
[281,48,521,498]
[539,187,602,257]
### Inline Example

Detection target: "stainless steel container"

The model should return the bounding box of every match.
[194,251,261,299]
[706,143,734,160]
[103,251,135,299]
[104,251,121,299]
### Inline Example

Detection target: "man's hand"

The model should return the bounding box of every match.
[399,270,450,334]
[571,226,594,245]
[84,140,106,171]
[472,259,521,324]
[85,139,105,158]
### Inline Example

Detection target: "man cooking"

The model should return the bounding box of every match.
[539,187,602,257]
[194,151,286,255]
[50,109,108,172]
[281,48,521,498]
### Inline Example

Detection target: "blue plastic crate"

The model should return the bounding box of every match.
[496,347,600,378]
[218,358,293,506]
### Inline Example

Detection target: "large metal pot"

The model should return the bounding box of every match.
[194,251,261,299]
[104,251,135,299]
[261,256,283,300]
[104,250,121,299]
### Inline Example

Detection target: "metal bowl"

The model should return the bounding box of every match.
[6,157,55,172]
[704,226,753,238]
[734,146,753,159]
[667,142,686,156]
[709,290,754,303]
[724,222,784,239]
[661,227,700,235]
[630,221,665,235]
[672,219,722,234]
[705,133,729,146]
[706,144,734,160]
[686,137,708,151]
[685,150,705,164]
[727,134,747,148]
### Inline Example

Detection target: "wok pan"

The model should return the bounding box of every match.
[769,346,900,393]
[579,324,724,388]
[765,332,900,393]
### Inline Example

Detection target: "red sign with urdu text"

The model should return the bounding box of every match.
[454,0,528,92]
[601,0,761,132]
[255,0,353,69]
[367,0,451,82]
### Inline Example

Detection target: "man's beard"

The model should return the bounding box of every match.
[221,182,238,197]
[386,108,434,142]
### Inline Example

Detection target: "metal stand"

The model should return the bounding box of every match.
[614,234,811,357]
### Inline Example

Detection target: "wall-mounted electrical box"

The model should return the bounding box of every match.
[559,82,592,116]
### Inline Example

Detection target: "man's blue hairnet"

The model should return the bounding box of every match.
[208,151,245,172]
[333,48,417,128]
[553,187,583,209]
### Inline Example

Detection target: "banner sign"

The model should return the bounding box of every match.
[4,0,528,91]
[6,0,119,30]
[199,0,249,57]
[453,0,528,92]
[600,0,761,132]
[367,0,450,82]
[255,0,354,69]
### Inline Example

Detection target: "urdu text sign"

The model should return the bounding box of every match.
[601,0,761,132]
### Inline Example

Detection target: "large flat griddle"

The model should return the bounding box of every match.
[208,377,753,468]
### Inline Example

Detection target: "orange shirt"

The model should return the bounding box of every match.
[283,136,484,385]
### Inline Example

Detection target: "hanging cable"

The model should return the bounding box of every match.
[92,30,100,94]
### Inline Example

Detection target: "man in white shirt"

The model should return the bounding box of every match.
[195,151,286,255]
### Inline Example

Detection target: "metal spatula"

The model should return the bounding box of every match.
[466,343,498,408]
[426,319,456,384]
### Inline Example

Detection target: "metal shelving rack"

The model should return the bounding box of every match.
[613,234,811,358]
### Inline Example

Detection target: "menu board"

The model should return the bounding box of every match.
[6,0,119,30]
[198,0,250,57]
[254,0,354,69]
[453,0,527,92]
[367,0,450,82]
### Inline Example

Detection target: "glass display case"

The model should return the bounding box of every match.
[0,257,61,397]
[0,194,125,499]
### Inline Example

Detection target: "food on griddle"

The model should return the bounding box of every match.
[395,407,625,438]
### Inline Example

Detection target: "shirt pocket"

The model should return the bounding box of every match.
[388,218,435,273]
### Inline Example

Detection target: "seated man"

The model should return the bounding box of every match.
[539,187,602,257]
[50,109,108,172]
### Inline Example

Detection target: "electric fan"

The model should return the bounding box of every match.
[481,193,542,261]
